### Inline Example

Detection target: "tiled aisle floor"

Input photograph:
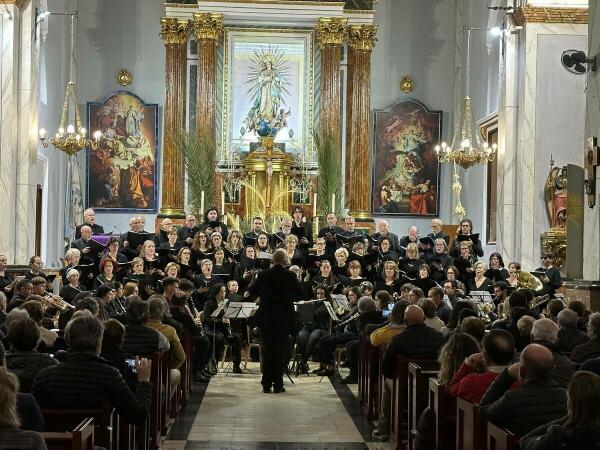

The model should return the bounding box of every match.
[164,363,392,450]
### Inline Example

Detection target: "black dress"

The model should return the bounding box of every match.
[467,277,494,294]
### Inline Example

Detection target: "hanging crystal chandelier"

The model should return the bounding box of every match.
[38,13,101,155]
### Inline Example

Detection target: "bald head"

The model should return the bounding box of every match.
[520,343,554,382]
[404,305,425,326]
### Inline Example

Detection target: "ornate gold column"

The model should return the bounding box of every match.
[315,18,347,142]
[192,13,223,143]
[159,18,188,218]
[346,25,377,219]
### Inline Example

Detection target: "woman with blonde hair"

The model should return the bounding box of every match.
[226,230,244,261]
[0,368,46,449]
[374,260,400,296]
[398,242,425,282]
[467,261,493,294]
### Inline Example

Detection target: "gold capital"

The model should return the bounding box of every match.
[160,18,189,45]
[347,25,378,51]
[192,12,224,41]
[315,17,348,47]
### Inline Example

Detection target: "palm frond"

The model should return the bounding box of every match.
[314,131,344,219]
[174,130,217,217]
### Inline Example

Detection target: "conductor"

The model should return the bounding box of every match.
[247,248,303,393]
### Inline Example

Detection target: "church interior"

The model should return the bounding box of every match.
[1,0,600,449]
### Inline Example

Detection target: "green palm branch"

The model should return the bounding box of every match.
[314,131,344,218]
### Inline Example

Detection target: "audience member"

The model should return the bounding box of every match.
[479,343,567,437]
[570,312,600,363]
[456,316,486,343]
[428,286,451,324]
[545,298,565,322]
[100,319,136,386]
[530,318,574,387]
[557,308,589,353]
[418,298,444,331]
[437,332,481,386]
[370,300,409,347]
[121,298,170,356]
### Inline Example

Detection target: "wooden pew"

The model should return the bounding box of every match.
[487,422,519,450]
[149,352,165,450]
[429,378,457,450]
[456,398,486,450]
[407,361,439,450]
[390,357,438,450]
[43,417,95,450]
[42,407,114,450]
[358,336,380,419]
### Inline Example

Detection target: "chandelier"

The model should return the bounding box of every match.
[39,13,101,155]
[221,150,247,205]
[435,28,497,170]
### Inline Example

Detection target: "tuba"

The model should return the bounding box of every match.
[515,271,543,291]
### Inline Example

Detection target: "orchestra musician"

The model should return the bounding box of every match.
[295,284,331,375]
[534,253,562,296]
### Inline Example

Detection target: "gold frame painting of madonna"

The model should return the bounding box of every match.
[372,99,442,217]
[85,91,159,212]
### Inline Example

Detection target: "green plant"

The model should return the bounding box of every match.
[174,130,217,217]
[314,131,345,219]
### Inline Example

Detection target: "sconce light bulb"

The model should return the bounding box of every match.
[67,124,75,134]
[39,128,46,139]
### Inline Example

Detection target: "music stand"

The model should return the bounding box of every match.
[330,294,348,311]
[220,302,258,375]
[469,291,494,322]
[208,302,227,372]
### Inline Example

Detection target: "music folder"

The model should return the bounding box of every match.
[469,290,494,305]
[323,301,339,321]
[330,294,348,311]
[223,301,257,319]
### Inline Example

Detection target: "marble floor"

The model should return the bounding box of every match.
[164,363,392,450]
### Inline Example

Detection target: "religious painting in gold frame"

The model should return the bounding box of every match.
[221,28,315,161]
[372,99,442,217]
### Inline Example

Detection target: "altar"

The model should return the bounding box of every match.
[158,0,378,232]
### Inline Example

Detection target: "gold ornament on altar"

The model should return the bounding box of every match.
[347,24,378,51]
[192,12,223,41]
[117,69,133,86]
[315,17,348,47]
[400,75,415,93]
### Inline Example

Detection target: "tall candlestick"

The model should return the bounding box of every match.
[331,193,336,214]
[313,193,317,217]
[221,191,225,218]
[200,191,205,215]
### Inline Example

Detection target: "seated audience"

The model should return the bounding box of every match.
[370,300,409,347]
[456,316,486,343]
[100,319,136,387]
[545,298,565,322]
[557,308,589,353]
[520,371,600,450]
[449,329,516,403]
[20,300,58,351]
[121,298,170,356]
[5,318,58,388]
[437,332,481,386]
[479,343,567,437]
[418,298,444,331]
[0,368,46,450]
[530,318,574,387]
[428,286,451,324]
[581,356,600,375]
[517,315,535,348]
[32,316,152,425]
[570,312,600,364]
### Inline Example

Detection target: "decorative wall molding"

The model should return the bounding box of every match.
[511,6,588,26]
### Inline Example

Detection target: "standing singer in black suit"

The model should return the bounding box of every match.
[247,249,303,393]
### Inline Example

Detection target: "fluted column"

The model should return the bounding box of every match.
[192,13,223,143]
[346,25,377,219]
[315,17,347,142]
[159,17,188,218]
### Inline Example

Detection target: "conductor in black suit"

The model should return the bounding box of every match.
[247,249,303,393]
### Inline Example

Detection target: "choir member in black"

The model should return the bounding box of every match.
[291,206,312,249]
[370,220,401,254]
[398,242,425,282]
[164,262,180,279]
[140,240,164,286]
[233,246,257,293]
[200,208,229,241]
[60,248,82,285]
[94,256,117,290]
[59,268,83,305]
[399,225,419,258]
[289,265,313,300]
[428,218,450,245]
[70,226,95,264]
[105,237,129,264]
[428,238,454,282]
[332,247,349,278]
[449,218,484,260]
[226,230,244,262]
[296,284,331,374]
[210,232,226,255]
[534,254,562,296]
[124,257,150,298]
[157,229,181,269]
[272,218,293,249]
[306,238,331,279]
[96,283,120,320]
[372,237,399,280]
[0,253,14,295]
[467,261,494,294]
[311,259,343,294]
[413,264,438,294]
[203,283,243,373]
[318,212,344,256]
[283,235,305,268]
[193,259,222,310]
[243,217,265,248]
[176,247,195,280]
[453,241,475,286]
[154,218,175,246]
[23,256,49,283]
[374,261,401,296]
[212,248,234,281]
[178,214,200,247]
[506,262,520,290]
[190,231,213,269]
[347,242,374,279]
[485,252,510,282]
[417,236,435,262]
[341,216,366,246]
[75,208,105,239]
[120,216,153,260]
[346,260,365,287]
[444,265,466,295]
[254,232,274,258]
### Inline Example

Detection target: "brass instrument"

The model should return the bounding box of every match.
[497,301,507,320]
[43,293,75,311]
[515,271,543,291]
[530,294,551,310]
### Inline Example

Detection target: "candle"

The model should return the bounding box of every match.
[200,191,205,215]
[331,194,336,213]
[221,191,225,217]
[313,193,317,217]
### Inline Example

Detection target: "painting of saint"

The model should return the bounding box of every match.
[86,91,159,212]
[372,99,442,216]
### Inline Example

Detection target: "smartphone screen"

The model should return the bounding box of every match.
[125,358,137,373]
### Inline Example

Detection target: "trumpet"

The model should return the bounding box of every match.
[530,294,551,310]
[43,293,75,311]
